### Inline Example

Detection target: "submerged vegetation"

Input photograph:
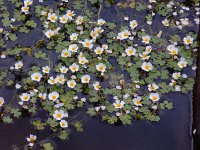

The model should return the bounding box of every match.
[0,0,199,149]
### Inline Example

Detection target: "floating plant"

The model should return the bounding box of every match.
[0,0,199,149]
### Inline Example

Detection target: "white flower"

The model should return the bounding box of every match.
[19,93,30,102]
[139,52,150,60]
[66,10,75,20]
[117,30,131,40]
[172,72,181,79]
[45,30,55,39]
[133,96,142,106]
[59,15,68,23]
[31,72,42,82]
[24,0,33,6]
[26,134,37,145]
[149,93,160,102]
[141,62,153,71]
[48,91,59,101]
[125,46,137,56]
[81,75,91,83]
[21,6,29,14]
[53,110,66,120]
[94,27,104,34]
[130,20,138,29]
[15,61,23,69]
[0,97,4,107]
[70,33,78,41]
[0,28,3,33]
[47,13,57,23]
[75,16,84,25]
[81,39,93,49]
[60,120,68,128]
[180,18,189,26]
[113,100,125,109]
[38,93,47,100]
[42,66,50,74]
[102,44,108,50]
[145,46,152,53]
[96,63,106,73]
[56,74,66,85]
[194,18,200,24]
[183,36,193,45]
[178,58,187,68]
[142,35,151,44]
[60,66,68,73]
[67,80,76,88]
[48,76,57,85]
[61,49,71,58]
[175,85,181,91]
[93,82,101,90]
[94,47,104,55]
[148,83,159,91]
[15,84,21,89]
[97,19,106,26]
[69,63,79,72]
[167,45,179,55]
[68,44,79,52]
[79,57,88,65]
[162,19,170,26]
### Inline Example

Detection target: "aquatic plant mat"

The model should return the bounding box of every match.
[0,0,199,149]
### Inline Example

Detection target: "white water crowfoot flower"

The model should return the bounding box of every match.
[45,29,55,39]
[133,96,142,106]
[183,36,193,45]
[53,110,68,120]
[149,93,160,102]
[14,61,23,70]
[24,0,33,6]
[0,97,5,107]
[38,93,47,100]
[142,35,151,44]
[60,120,68,128]
[117,30,131,40]
[148,83,159,91]
[81,75,91,83]
[96,63,106,73]
[178,58,188,68]
[130,20,138,29]
[42,66,50,74]
[162,19,170,26]
[59,15,68,24]
[26,134,37,147]
[56,74,66,85]
[141,62,153,71]
[113,100,125,109]
[125,46,137,56]
[70,33,78,41]
[93,81,101,90]
[67,80,76,88]
[167,45,179,55]
[69,63,79,72]
[19,93,30,102]
[47,13,58,23]
[31,72,42,82]
[61,49,71,58]
[81,39,93,49]
[48,91,59,101]
[68,44,79,52]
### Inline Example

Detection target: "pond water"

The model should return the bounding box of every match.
[0,0,199,149]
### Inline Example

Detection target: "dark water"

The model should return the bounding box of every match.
[0,93,192,150]
[0,0,199,150]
